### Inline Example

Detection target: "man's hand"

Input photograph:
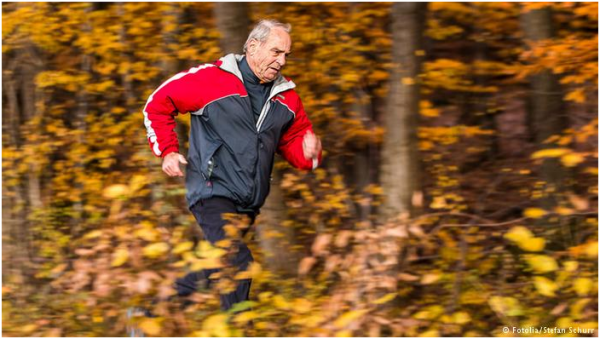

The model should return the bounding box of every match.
[162,152,188,177]
[302,130,322,160]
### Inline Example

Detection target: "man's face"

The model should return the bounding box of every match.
[247,27,291,83]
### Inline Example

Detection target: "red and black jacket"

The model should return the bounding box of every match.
[143,54,322,211]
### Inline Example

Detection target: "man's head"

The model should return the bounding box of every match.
[244,20,292,83]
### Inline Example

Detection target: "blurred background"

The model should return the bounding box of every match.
[2,2,597,337]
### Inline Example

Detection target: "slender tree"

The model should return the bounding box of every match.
[1,2,49,281]
[214,3,250,55]
[2,56,30,280]
[381,2,427,218]
[71,3,94,233]
[521,5,569,208]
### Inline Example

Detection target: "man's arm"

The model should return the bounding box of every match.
[277,97,323,170]
[143,65,213,176]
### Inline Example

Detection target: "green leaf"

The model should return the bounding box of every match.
[228,300,257,314]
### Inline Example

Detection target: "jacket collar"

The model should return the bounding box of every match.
[218,54,296,96]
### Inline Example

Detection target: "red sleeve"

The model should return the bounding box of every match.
[277,97,322,170]
[143,64,214,158]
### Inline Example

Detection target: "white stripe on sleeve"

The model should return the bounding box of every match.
[143,63,215,156]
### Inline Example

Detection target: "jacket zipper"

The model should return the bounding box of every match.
[217,57,295,206]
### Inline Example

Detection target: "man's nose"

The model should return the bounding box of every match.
[277,54,286,67]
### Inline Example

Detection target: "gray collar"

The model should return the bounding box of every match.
[218,54,245,82]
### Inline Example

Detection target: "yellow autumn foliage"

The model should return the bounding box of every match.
[334,309,369,328]
[138,319,162,336]
[504,226,545,252]
[102,184,129,199]
[523,208,548,219]
[525,254,559,273]
[111,248,129,267]
[142,242,170,259]
[2,2,597,337]
[533,276,558,297]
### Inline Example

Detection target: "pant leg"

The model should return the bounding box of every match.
[175,197,254,310]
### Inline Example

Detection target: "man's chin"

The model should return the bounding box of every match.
[261,75,278,83]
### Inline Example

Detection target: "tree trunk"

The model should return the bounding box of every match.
[72,5,93,230]
[380,3,426,219]
[21,49,43,211]
[117,3,136,110]
[256,169,299,276]
[521,6,569,208]
[214,3,250,55]
[459,11,499,170]
[2,65,30,280]
[3,60,22,148]
[2,33,43,282]
[350,86,376,221]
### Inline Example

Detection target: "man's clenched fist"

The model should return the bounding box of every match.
[162,152,188,177]
[302,130,322,160]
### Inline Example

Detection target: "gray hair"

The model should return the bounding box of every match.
[243,19,291,53]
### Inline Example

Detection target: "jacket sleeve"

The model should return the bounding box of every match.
[277,97,322,170]
[143,66,208,158]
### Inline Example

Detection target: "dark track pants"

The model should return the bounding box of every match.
[175,197,254,310]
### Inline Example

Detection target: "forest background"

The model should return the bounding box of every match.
[2,2,598,337]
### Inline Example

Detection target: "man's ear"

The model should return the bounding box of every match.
[248,39,258,56]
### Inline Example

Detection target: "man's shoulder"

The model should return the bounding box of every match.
[274,84,302,112]
[183,60,236,80]
[280,77,300,98]
[176,62,219,78]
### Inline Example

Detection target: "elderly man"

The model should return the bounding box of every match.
[143,19,322,310]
